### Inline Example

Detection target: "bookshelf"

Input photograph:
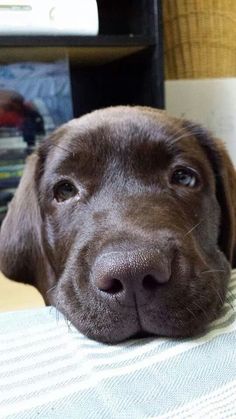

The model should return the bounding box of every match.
[0,0,164,117]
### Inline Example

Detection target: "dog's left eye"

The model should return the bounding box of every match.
[53,181,78,202]
[170,167,199,188]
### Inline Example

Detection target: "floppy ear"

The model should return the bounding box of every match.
[184,122,236,268]
[213,143,236,267]
[0,153,43,284]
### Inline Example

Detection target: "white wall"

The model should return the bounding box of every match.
[165,78,236,166]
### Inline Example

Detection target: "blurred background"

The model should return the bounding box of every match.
[163,0,236,162]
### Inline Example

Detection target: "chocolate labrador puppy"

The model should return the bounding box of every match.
[0,106,236,343]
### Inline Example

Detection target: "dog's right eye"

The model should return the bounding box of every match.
[170,167,199,189]
[53,181,78,202]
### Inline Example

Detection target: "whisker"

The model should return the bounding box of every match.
[64,315,73,332]
[186,307,198,320]
[167,126,188,141]
[226,289,236,311]
[210,282,224,305]
[225,296,235,311]
[209,281,234,311]
[172,132,194,144]
[168,129,192,145]
[191,300,209,321]
[53,292,63,325]
[199,271,234,311]
[50,143,72,154]
[169,126,205,144]
[46,285,57,295]
[184,220,203,237]
[55,304,60,324]
[227,288,236,299]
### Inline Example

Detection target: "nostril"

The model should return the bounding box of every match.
[142,274,160,291]
[97,277,124,295]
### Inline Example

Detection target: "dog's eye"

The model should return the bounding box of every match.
[171,167,199,188]
[53,181,78,202]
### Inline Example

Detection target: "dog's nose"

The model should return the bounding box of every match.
[92,248,172,299]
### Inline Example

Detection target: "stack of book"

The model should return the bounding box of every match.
[0,59,73,223]
[0,145,26,224]
[0,91,45,223]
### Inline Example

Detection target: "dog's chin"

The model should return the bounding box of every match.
[53,279,226,344]
[95,330,155,345]
[82,328,155,344]
[78,327,205,345]
[53,294,223,344]
[63,314,210,344]
[101,323,210,344]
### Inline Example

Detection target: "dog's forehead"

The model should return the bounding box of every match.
[37,107,217,199]
[42,107,210,176]
[49,107,185,156]
[65,106,180,142]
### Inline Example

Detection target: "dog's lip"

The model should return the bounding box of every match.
[130,330,154,340]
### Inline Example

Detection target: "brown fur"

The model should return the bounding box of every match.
[1,106,236,343]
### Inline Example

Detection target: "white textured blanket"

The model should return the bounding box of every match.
[0,272,236,418]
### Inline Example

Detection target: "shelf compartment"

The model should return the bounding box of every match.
[0,35,155,65]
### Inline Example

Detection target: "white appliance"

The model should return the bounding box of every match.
[0,0,99,35]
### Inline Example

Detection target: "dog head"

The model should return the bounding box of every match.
[1,106,236,343]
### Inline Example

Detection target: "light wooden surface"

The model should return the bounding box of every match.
[0,272,44,312]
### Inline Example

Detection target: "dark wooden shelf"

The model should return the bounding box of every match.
[0,35,156,47]
[0,35,156,65]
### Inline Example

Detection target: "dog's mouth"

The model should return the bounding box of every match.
[56,284,228,345]
[54,247,230,344]
[61,297,218,344]
[131,330,154,340]
[56,296,223,344]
